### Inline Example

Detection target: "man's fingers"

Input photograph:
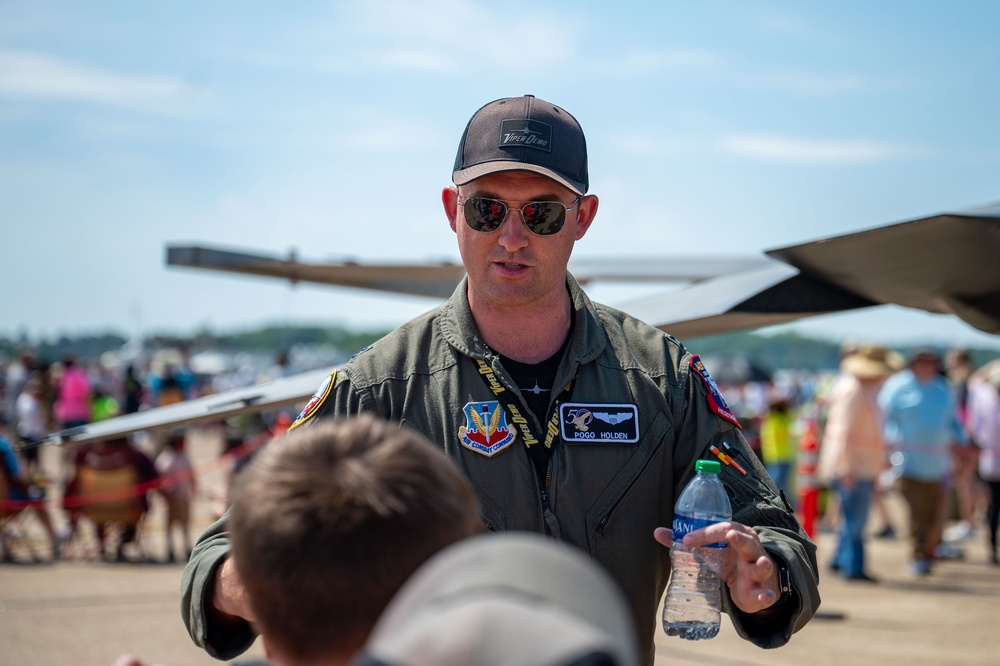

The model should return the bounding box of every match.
[653,526,673,548]
[680,521,735,547]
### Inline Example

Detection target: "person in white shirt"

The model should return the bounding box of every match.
[966,361,1000,565]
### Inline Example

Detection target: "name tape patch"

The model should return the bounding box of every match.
[559,403,639,444]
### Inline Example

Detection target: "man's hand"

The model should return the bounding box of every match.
[211,555,255,624]
[654,522,781,614]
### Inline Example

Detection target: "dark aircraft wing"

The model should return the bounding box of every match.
[166,246,468,298]
[767,202,1000,335]
[617,261,878,339]
[619,202,1000,338]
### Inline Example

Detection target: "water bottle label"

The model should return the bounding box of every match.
[672,514,728,548]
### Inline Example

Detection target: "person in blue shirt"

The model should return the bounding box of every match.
[880,348,965,575]
[0,424,62,561]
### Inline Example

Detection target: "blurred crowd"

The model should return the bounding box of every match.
[3,341,1000,576]
[0,345,295,564]
[715,344,1000,580]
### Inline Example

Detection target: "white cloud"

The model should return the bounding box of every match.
[338,118,440,151]
[344,0,578,75]
[719,134,920,164]
[0,49,200,115]
[371,48,461,74]
[599,47,724,76]
[609,132,697,157]
[755,70,870,95]
[348,0,482,43]
[758,13,818,40]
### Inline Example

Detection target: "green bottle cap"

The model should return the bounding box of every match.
[695,459,722,474]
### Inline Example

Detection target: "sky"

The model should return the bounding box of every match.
[2,0,999,351]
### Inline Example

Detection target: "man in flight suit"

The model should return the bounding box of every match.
[182,94,820,666]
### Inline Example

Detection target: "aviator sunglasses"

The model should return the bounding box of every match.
[457,196,581,236]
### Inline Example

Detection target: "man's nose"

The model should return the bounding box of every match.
[497,206,531,250]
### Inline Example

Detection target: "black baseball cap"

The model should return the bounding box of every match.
[452,95,589,195]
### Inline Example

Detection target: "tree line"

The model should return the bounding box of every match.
[2,325,997,372]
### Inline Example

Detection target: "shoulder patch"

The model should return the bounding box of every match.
[690,355,741,428]
[350,345,372,361]
[289,370,336,431]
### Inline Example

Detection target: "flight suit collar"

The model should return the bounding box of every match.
[439,273,608,367]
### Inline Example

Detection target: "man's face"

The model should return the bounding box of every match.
[444,171,597,312]
[911,357,940,382]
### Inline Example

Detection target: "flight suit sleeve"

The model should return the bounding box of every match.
[180,511,253,659]
[671,352,820,648]
[179,369,368,657]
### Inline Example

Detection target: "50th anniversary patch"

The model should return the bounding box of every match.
[559,403,639,444]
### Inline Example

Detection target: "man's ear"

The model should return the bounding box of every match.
[442,186,460,232]
[573,194,599,241]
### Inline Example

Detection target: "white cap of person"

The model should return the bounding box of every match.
[352,533,639,666]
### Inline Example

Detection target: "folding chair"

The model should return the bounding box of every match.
[65,463,148,561]
[0,470,43,563]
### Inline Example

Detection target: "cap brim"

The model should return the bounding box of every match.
[454,161,586,196]
[359,533,637,666]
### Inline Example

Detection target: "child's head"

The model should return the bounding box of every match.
[229,415,483,665]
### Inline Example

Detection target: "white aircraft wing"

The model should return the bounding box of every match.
[33,368,332,446]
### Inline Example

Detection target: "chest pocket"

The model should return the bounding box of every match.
[399,415,528,534]
[583,410,672,548]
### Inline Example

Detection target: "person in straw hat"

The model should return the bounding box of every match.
[819,345,903,582]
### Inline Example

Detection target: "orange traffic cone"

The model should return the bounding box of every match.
[796,418,819,538]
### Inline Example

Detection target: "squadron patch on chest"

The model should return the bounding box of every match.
[559,403,639,444]
[458,401,516,457]
[690,355,741,428]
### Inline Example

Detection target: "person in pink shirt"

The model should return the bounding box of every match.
[54,356,92,429]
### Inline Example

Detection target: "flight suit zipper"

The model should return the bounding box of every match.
[482,353,574,537]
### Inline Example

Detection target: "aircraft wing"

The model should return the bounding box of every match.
[49,201,996,448]
[168,202,1000,339]
[766,202,1000,335]
[166,245,772,297]
[34,368,333,446]
[617,202,1000,338]
[167,246,467,298]
[616,261,878,339]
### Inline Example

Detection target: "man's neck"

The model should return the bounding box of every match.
[472,297,572,364]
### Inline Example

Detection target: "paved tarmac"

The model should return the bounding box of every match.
[1,428,997,666]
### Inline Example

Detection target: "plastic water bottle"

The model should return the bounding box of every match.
[662,459,732,640]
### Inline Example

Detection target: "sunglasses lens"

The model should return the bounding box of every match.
[462,197,568,235]
[464,197,508,232]
[521,202,565,235]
